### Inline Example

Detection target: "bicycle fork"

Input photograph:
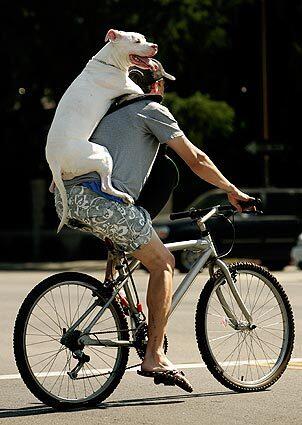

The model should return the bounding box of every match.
[201,221,255,330]
[213,259,255,330]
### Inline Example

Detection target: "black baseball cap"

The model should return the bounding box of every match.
[129,59,176,92]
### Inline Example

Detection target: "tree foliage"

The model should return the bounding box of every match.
[164,91,234,148]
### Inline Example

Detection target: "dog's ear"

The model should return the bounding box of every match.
[105,29,120,43]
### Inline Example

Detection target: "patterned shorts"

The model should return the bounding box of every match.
[54,185,153,253]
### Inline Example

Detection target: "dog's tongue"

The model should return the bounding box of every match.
[130,54,153,70]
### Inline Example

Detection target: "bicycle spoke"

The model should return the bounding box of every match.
[58,351,72,397]
[209,331,237,343]
[82,362,87,398]
[258,312,284,325]
[26,338,60,346]
[253,330,282,353]
[221,333,247,366]
[85,362,103,386]
[59,286,69,328]
[83,365,95,394]
[49,354,70,393]
[35,303,63,333]
[70,287,88,325]
[27,322,61,341]
[30,312,61,336]
[30,349,66,369]
[88,346,118,361]
[256,305,279,321]
[253,290,275,318]
[78,295,96,330]
[46,291,68,329]
[39,346,66,385]
[88,346,114,369]
[244,336,265,377]
[211,332,239,358]
[68,285,72,327]
[250,277,261,314]
[232,332,245,378]
[257,326,284,340]
[28,348,62,358]
[249,332,274,369]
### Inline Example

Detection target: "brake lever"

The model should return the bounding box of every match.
[226,207,263,216]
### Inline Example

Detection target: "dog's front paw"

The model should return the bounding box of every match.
[49,180,56,193]
[122,194,134,204]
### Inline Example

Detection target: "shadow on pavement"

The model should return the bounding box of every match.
[0,391,236,418]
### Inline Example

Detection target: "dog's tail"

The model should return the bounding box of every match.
[51,163,68,233]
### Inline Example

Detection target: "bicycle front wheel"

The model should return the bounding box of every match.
[14,272,129,409]
[195,262,295,392]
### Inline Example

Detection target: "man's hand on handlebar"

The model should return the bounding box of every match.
[226,185,255,213]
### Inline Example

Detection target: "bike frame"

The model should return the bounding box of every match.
[69,208,254,348]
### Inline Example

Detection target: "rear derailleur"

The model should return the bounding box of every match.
[61,328,90,380]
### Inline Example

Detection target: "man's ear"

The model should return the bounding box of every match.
[105,29,120,43]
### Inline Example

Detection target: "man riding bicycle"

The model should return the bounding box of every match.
[54,59,253,392]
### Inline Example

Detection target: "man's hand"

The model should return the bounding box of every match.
[227,185,255,212]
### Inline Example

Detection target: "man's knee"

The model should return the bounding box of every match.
[145,250,175,274]
[132,230,175,273]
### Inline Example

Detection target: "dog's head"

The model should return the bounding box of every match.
[104,29,158,70]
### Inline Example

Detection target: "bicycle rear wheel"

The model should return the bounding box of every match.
[195,262,295,392]
[14,272,129,409]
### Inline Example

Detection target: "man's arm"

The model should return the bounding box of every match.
[166,135,253,212]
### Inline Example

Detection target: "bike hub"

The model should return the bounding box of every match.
[60,329,85,351]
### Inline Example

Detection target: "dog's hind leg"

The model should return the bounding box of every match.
[99,172,134,204]
[74,141,134,204]
[90,148,134,204]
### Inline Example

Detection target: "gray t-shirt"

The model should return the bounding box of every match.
[63,98,184,200]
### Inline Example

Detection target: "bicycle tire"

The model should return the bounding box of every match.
[14,272,129,409]
[195,262,295,392]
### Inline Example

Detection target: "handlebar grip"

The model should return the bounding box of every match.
[238,197,262,209]
[170,211,192,220]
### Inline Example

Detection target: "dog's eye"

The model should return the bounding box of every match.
[135,39,141,43]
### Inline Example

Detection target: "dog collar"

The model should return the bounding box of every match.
[94,58,120,70]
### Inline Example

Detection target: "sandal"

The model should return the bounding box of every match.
[137,369,193,393]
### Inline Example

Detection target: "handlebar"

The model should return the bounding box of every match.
[237,197,262,210]
[170,198,262,221]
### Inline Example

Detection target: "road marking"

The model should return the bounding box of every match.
[1,358,301,381]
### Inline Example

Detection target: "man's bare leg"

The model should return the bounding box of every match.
[132,230,175,371]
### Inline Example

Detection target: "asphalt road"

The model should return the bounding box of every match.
[0,266,301,424]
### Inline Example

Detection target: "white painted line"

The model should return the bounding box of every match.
[1,358,301,381]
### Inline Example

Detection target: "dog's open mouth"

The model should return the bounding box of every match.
[129,54,155,70]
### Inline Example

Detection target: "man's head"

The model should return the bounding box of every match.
[104,29,158,70]
[129,59,176,96]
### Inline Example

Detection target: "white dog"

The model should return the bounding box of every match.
[46,29,158,232]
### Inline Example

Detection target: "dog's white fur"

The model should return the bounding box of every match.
[46,29,157,232]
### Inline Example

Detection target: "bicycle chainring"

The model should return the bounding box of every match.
[134,323,168,360]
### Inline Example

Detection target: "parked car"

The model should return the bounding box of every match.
[154,187,302,272]
[291,233,302,270]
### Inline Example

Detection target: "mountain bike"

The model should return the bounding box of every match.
[14,201,295,409]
